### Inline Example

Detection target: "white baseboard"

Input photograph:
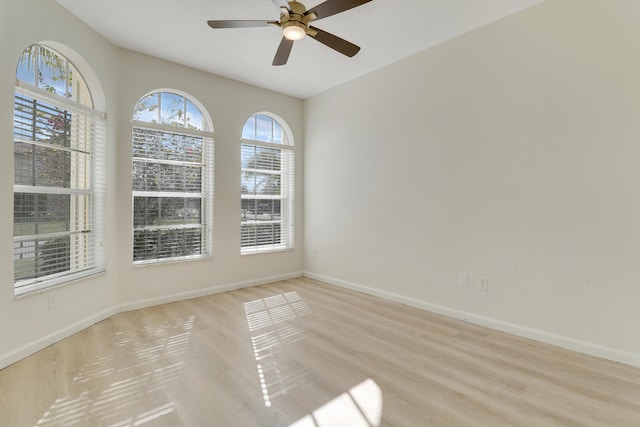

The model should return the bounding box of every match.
[303,271,640,368]
[0,307,117,370]
[0,272,303,370]
[118,271,304,312]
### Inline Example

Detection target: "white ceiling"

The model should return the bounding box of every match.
[56,0,543,99]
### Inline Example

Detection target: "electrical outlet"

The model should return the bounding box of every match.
[312,249,318,258]
[479,278,489,291]
[459,272,469,287]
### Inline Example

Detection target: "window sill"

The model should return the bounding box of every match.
[132,254,213,268]
[241,246,294,256]
[14,268,107,299]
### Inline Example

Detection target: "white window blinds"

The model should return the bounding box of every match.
[13,85,106,296]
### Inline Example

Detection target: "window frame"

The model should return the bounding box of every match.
[13,44,106,297]
[241,113,295,255]
[131,91,214,265]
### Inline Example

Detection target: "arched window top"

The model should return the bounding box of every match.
[133,91,212,133]
[16,43,92,108]
[242,113,292,146]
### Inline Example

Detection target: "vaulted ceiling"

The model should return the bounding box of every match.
[56,0,544,99]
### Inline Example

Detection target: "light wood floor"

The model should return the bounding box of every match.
[1,277,639,426]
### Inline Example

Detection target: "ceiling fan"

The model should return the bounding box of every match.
[207,0,372,66]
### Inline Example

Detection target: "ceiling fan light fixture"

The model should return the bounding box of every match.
[283,21,306,40]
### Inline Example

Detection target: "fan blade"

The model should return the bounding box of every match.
[308,26,360,57]
[305,0,372,20]
[273,37,294,66]
[207,20,278,29]
[270,0,290,9]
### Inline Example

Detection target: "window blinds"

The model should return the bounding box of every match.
[132,125,213,263]
[241,141,294,253]
[13,88,106,296]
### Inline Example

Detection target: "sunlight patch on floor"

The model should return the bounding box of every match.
[35,316,194,426]
[289,378,383,427]
[244,291,315,408]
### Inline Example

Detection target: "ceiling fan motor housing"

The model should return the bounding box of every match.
[281,1,316,40]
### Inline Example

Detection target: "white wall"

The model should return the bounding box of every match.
[304,0,640,366]
[0,0,304,368]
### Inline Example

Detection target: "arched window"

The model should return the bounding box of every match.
[13,43,106,296]
[131,91,214,263]
[241,113,294,253]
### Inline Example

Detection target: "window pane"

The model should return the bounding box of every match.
[273,122,283,144]
[13,142,34,186]
[14,236,71,282]
[262,172,282,195]
[242,115,256,140]
[37,47,68,97]
[248,199,280,222]
[133,93,159,123]
[132,163,203,193]
[14,193,71,236]
[160,197,201,225]
[14,95,72,148]
[133,201,206,259]
[256,114,272,142]
[241,223,256,247]
[36,146,71,188]
[186,100,204,131]
[132,128,158,158]
[134,92,207,133]
[160,164,185,192]
[240,199,281,223]
[132,162,160,192]
[45,110,72,148]
[133,197,159,228]
[255,147,281,171]
[13,144,71,188]
[13,95,37,141]
[16,46,36,86]
[241,144,256,169]
[241,199,256,222]
[242,145,281,171]
[133,228,203,261]
[160,92,185,127]
[158,228,202,258]
[185,166,203,193]
[133,229,159,261]
[133,129,203,163]
[241,144,282,172]
[158,132,201,162]
[183,228,203,254]
[158,229,184,258]
[241,223,282,248]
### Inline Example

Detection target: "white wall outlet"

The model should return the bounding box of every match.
[312,249,318,258]
[479,277,489,291]
[459,272,469,287]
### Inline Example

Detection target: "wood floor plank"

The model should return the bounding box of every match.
[1,277,639,426]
